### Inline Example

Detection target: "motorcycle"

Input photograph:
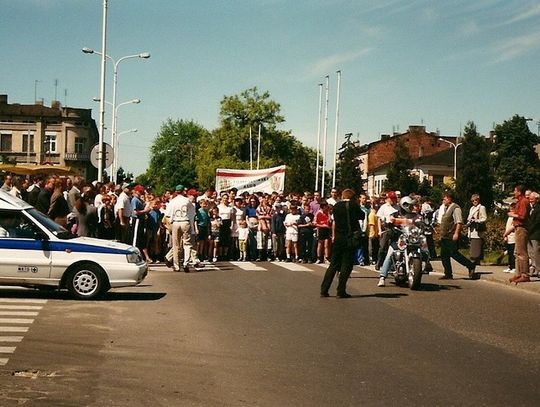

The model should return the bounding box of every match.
[389,217,429,290]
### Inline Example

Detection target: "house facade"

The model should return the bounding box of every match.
[0,94,98,179]
[358,125,458,196]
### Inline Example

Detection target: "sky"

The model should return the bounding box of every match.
[2,0,540,177]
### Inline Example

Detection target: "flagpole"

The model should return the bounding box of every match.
[315,83,323,191]
[321,75,329,198]
[249,126,253,170]
[257,124,261,170]
[332,70,341,188]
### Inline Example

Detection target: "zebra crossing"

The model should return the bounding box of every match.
[151,259,332,273]
[0,298,47,366]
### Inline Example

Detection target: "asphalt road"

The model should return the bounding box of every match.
[0,261,539,406]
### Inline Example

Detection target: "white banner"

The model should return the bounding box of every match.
[215,165,286,194]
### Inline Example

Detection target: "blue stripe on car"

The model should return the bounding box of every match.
[0,239,130,255]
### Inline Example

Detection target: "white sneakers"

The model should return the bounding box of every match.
[503,268,515,273]
[378,277,385,287]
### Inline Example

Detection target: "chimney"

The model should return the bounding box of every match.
[0,94,7,104]
[51,100,61,110]
[380,134,391,141]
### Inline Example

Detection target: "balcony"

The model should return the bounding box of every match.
[64,152,90,161]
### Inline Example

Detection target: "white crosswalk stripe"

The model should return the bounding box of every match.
[229,261,267,271]
[0,299,47,366]
[272,261,312,272]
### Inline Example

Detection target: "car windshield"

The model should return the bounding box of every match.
[26,209,77,240]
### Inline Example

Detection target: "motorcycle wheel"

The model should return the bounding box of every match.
[408,258,423,290]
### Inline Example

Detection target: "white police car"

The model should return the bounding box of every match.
[0,190,147,300]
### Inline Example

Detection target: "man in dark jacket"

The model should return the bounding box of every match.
[320,188,364,298]
[528,191,539,277]
[35,177,55,214]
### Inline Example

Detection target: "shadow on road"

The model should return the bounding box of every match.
[419,283,462,291]
[0,288,167,301]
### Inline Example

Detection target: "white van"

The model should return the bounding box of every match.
[0,190,147,299]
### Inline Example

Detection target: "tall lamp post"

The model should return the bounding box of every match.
[93,97,141,183]
[439,137,462,180]
[82,47,150,181]
[115,128,138,179]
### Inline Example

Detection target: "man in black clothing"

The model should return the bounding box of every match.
[34,177,55,214]
[320,189,364,298]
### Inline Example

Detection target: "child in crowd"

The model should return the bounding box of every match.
[237,220,250,261]
[209,206,222,262]
[284,205,301,262]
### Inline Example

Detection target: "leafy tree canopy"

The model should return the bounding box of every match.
[383,137,419,195]
[492,115,540,191]
[456,121,494,209]
[336,133,363,195]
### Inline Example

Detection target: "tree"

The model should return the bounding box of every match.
[492,115,540,191]
[336,133,363,195]
[455,121,494,210]
[195,88,316,193]
[116,167,133,185]
[383,138,419,195]
[144,119,209,193]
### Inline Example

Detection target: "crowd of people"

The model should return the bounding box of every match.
[0,173,538,288]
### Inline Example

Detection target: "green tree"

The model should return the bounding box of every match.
[195,87,315,193]
[116,167,133,185]
[145,119,209,193]
[383,138,419,195]
[455,121,494,209]
[492,115,540,191]
[336,133,363,194]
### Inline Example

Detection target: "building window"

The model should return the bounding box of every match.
[432,175,444,186]
[0,133,12,152]
[44,133,57,153]
[419,146,424,157]
[75,137,85,154]
[22,133,35,153]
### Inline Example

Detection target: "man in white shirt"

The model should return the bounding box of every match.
[165,185,202,272]
[375,191,399,270]
[114,183,133,244]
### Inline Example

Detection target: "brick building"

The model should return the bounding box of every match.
[0,95,98,179]
[359,125,458,196]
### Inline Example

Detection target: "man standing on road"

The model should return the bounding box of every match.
[508,185,531,283]
[320,189,364,299]
[527,191,539,277]
[437,191,477,280]
[166,185,203,272]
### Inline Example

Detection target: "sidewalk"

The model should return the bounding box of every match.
[358,260,540,295]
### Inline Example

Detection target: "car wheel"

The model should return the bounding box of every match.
[66,263,107,300]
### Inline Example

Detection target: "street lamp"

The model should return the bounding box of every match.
[115,128,138,177]
[439,137,462,180]
[82,47,149,182]
[93,97,141,183]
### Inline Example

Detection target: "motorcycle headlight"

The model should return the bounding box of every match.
[397,235,407,250]
[127,248,143,264]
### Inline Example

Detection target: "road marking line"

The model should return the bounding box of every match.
[0,311,39,317]
[0,336,23,342]
[0,346,16,353]
[0,305,43,310]
[229,261,266,271]
[0,299,48,304]
[275,262,312,272]
[0,318,34,324]
[0,327,29,332]
[0,358,8,366]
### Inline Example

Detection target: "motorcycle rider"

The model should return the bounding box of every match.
[376,196,431,287]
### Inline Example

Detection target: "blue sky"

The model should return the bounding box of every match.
[2,0,540,176]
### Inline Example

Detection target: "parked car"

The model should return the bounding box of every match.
[0,190,147,300]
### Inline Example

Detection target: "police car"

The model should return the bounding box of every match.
[0,190,147,300]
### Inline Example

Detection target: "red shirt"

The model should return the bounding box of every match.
[513,195,529,227]
[315,210,331,228]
